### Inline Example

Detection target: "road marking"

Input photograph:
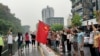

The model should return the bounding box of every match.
[1,49,8,54]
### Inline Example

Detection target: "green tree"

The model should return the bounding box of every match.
[0,3,22,35]
[51,24,63,31]
[71,13,82,26]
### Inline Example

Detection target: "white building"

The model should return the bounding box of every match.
[46,17,64,26]
[67,15,72,27]
[42,6,54,23]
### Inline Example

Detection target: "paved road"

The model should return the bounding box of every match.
[13,45,42,56]
[64,46,91,56]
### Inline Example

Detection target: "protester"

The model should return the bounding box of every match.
[7,31,13,56]
[75,27,85,56]
[72,30,78,56]
[98,34,100,55]
[66,29,72,54]
[61,30,67,54]
[51,31,57,50]
[31,32,36,47]
[91,22,100,56]
[56,31,60,48]
[17,32,23,55]
[47,31,52,46]
[0,35,4,56]
[94,32,100,56]
[25,32,30,48]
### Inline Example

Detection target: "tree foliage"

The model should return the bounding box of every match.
[51,24,63,31]
[0,3,22,35]
[71,13,82,26]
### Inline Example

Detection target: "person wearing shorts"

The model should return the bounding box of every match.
[72,30,78,56]
[75,27,84,56]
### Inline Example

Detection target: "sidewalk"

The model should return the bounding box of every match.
[51,42,91,56]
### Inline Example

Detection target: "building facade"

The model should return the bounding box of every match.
[71,0,83,17]
[42,6,54,23]
[71,0,93,21]
[46,17,64,26]
[92,0,100,11]
[70,0,99,26]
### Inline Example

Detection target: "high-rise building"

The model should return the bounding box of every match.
[71,0,83,19]
[67,15,72,27]
[46,17,64,26]
[70,0,98,26]
[92,0,100,11]
[42,6,54,23]
[71,0,93,21]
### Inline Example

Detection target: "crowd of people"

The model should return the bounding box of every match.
[0,21,100,56]
[0,29,36,56]
[17,32,36,56]
[47,21,100,56]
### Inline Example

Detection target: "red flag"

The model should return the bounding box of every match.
[36,20,50,44]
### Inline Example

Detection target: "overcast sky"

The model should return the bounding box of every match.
[0,0,72,31]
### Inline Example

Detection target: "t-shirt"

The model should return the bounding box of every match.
[73,34,77,42]
[56,34,60,41]
[31,34,36,40]
[7,34,13,44]
[61,33,66,41]
[77,32,84,44]
[25,34,30,41]
[94,35,99,48]
[89,31,99,44]
[18,33,23,41]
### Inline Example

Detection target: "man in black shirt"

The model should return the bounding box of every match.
[31,33,36,47]
[61,30,67,54]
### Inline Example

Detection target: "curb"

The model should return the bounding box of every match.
[39,46,45,56]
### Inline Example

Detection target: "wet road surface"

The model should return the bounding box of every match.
[13,45,42,56]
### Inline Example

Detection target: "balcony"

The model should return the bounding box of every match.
[72,0,81,6]
[73,3,82,11]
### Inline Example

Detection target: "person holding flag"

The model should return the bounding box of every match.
[36,20,50,44]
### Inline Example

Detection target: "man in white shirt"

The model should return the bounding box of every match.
[7,32,13,56]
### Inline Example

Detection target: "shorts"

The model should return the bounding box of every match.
[18,41,23,49]
[32,40,35,45]
[73,42,78,51]
[78,43,84,51]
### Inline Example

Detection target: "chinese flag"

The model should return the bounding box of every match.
[36,20,50,44]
